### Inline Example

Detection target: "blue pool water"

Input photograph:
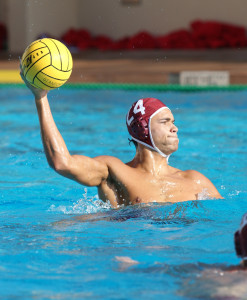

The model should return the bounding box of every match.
[1,86,247,299]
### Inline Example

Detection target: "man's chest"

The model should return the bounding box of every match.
[126,175,201,204]
[104,172,203,205]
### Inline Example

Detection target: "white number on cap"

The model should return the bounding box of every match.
[127,99,146,126]
[133,99,145,115]
[126,112,134,126]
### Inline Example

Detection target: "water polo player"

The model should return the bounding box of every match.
[21,75,222,207]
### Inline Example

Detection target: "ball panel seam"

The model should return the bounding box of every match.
[25,53,50,78]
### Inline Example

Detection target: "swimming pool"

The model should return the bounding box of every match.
[1,85,247,299]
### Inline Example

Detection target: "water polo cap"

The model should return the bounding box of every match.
[235,212,247,262]
[126,98,170,158]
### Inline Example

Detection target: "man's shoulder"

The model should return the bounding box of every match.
[94,155,136,183]
[169,167,202,178]
[181,169,208,181]
[94,155,127,167]
[182,169,223,199]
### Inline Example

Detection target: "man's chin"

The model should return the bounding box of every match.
[165,145,179,156]
[170,149,178,155]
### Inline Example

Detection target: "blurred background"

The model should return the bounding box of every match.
[1,0,247,84]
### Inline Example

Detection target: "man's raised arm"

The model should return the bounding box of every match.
[21,73,109,187]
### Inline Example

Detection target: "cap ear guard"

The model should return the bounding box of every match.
[130,117,149,140]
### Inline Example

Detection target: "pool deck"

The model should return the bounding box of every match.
[0,49,247,84]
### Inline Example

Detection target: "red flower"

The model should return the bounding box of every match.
[0,23,7,39]
[91,35,114,51]
[191,20,222,39]
[75,29,92,49]
[76,39,91,50]
[158,30,195,49]
[0,22,7,50]
[61,28,78,46]
[61,28,92,48]
[223,35,247,48]
[208,39,226,48]
[191,20,247,49]
[221,23,246,38]
[60,20,247,51]
[127,31,157,50]
[111,37,130,50]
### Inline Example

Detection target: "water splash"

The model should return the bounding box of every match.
[48,189,111,215]
[197,188,213,200]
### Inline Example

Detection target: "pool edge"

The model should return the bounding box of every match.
[1,82,247,92]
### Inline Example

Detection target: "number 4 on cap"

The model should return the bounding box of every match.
[133,99,145,115]
[127,99,146,126]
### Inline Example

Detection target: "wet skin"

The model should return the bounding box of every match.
[21,75,222,208]
[96,109,221,207]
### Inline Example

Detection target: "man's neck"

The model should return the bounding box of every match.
[131,146,171,176]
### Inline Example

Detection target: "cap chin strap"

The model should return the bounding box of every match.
[131,137,171,163]
[149,107,171,162]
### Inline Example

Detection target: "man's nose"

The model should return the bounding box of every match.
[171,124,178,133]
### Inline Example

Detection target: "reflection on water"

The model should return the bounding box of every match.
[179,266,247,299]
[114,260,247,299]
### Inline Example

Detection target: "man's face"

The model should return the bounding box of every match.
[150,109,179,155]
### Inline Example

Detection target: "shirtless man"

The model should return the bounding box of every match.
[21,74,222,208]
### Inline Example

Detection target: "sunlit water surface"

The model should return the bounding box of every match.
[1,86,247,299]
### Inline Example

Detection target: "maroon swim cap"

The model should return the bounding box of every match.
[126,98,170,157]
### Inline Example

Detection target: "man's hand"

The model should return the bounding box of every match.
[20,69,48,100]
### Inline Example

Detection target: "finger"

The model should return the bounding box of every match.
[19,57,24,74]
[20,71,29,85]
[20,71,24,80]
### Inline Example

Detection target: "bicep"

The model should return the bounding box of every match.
[56,154,109,187]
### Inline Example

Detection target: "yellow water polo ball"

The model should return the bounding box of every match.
[21,38,73,90]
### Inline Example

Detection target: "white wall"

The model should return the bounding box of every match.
[77,0,247,38]
[5,0,247,53]
[0,0,7,24]
[7,0,77,53]
[7,0,27,53]
[26,0,77,42]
